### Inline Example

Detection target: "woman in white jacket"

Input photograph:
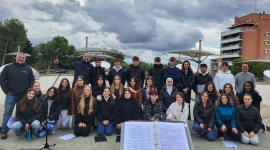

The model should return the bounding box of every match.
[166,92,189,123]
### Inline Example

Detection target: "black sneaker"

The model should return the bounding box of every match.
[261,123,266,133]
[1,131,7,139]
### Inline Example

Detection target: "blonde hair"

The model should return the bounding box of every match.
[77,85,95,115]
[110,75,123,98]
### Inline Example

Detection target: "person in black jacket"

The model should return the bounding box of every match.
[193,64,213,103]
[179,60,194,120]
[55,78,72,129]
[235,94,262,145]
[92,75,106,99]
[159,78,178,120]
[148,57,164,92]
[37,87,61,137]
[10,88,42,138]
[0,53,35,139]
[143,89,163,121]
[126,56,145,88]
[96,87,115,136]
[74,85,97,137]
[90,58,106,87]
[192,91,215,141]
[114,89,140,135]
[142,76,155,105]
[31,81,44,100]
[107,58,126,86]
[54,53,93,87]
[203,82,219,106]
[110,75,124,101]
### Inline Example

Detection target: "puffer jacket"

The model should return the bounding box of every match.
[235,104,262,134]
[59,89,72,115]
[71,85,84,115]
[90,66,106,86]
[159,86,178,112]
[39,95,61,122]
[96,95,115,122]
[193,101,215,132]
[126,64,145,88]
[178,71,195,91]
[148,64,164,89]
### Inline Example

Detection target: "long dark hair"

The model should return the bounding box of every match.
[120,88,134,100]
[46,87,58,101]
[76,76,86,86]
[242,81,255,95]
[218,93,232,107]
[176,92,185,112]
[57,78,72,98]
[96,75,106,87]
[103,87,115,106]
[181,60,193,72]
[145,76,154,88]
[128,77,140,91]
[222,83,238,104]
[204,82,218,99]
[19,88,38,112]
[200,91,210,105]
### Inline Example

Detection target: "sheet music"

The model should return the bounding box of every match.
[197,84,205,93]
[124,122,155,150]
[156,122,189,150]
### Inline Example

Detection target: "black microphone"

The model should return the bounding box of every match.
[56,70,67,73]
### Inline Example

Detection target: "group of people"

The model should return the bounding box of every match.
[0,52,265,146]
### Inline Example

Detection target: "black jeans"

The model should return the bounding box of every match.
[74,124,92,137]
[216,121,241,140]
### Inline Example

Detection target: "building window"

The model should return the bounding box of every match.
[263,49,270,54]
[264,40,270,45]
[265,32,270,37]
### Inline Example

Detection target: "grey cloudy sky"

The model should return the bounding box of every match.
[1,0,269,66]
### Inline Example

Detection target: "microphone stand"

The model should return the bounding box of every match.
[36,72,63,150]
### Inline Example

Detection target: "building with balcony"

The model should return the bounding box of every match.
[210,12,270,77]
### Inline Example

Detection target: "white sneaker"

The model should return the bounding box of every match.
[219,136,224,140]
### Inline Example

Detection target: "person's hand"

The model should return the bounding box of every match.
[103,120,109,125]
[197,91,201,95]
[72,114,75,117]
[232,128,238,134]
[6,92,11,96]
[78,123,83,128]
[208,128,212,131]
[150,118,155,121]
[68,115,71,118]
[155,118,159,121]
[243,131,249,138]
[221,125,227,132]
[183,89,187,94]
[116,123,121,129]
[249,131,255,138]
[25,124,30,131]
[82,123,86,128]
[54,58,59,64]
[200,123,204,129]
[104,68,108,75]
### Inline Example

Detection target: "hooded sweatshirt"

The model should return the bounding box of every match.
[214,70,235,90]
[166,102,189,123]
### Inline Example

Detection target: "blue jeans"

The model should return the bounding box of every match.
[97,122,114,136]
[195,94,200,103]
[192,123,215,141]
[10,120,40,138]
[1,94,24,132]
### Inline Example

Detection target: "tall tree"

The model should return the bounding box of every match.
[0,18,27,65]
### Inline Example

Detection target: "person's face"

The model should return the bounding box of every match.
[244,83,251,91]
[114,77,120,85]
[27,91,35,100]
[154,61,160,65]
[48,89,55,97]
[201,93,208,103]
[221,95,228,105]
[184,62,189,69]
[95,61,101,67]
[207,84,214,92]
[130,79,136,86]
[150,94,158,101]
[103,88,110,97]
[98,78,104,86]
[224,85,231,94]
[77,78,84,86]
[32,83,40,92]
[200,66,207,74]
[244,95,252,106]
[124,91,131,99]
[84,87,91,96]
[16,54,26,64]
[242,64,249,72]
[146,79,153,87]
[169,61,175,66]
[176,94,183,105]
[133,60,139,66]
[221,65,228,72]
[114,61,120,67]
[166,79,173,87]
[61,80,68,88]
[83,54,90,62]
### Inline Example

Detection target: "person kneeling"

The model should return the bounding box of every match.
[11,88,42,139]
[192,91,215,141]
[74,85,97,137]
[143,89,163,121]
[236,94,262,145]
[96,87,115,136]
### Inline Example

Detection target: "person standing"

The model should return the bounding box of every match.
[214,62,235,93]
[90,58,106,87]
[235,63,256,98]
[107,58,126,86]
[126,56,145,88]
[54,53,93,87]
[0,52,35,139]
[148,57,164,92]
[193,64,213,103]
[164,57,181,88]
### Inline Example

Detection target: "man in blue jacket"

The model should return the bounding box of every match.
[54,53,93,87]
[164,57,181,88]
[0,52,35,139]
[106,58,126,86]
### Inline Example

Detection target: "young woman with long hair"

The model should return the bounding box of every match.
[11,88,42,138]
[166,92,189,123]
[92,75,106,99]
[31,81,43,100]
[128,77,143,119]
[142,76,155,104]
[143,88,163,121]
[110,75,124,101]
[56,78,72,129]
[203,82,219,105]
[74,85,97,137]
[220,83,240,107]
[96,87,115,136]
